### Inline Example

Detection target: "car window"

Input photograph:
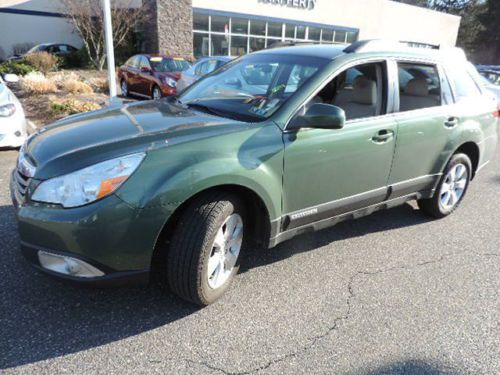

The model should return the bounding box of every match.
[179,54,328,121]
[58,45,69,53]
[397,62,442,112]
[301,62,387,121]
[446,63,482,101]
[126,56,138,68]
[150,57,191,72]
[139,56,151,69]
[195,61,207,76]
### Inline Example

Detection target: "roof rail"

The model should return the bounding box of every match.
[344,39,467,60]
[266,40,319,49]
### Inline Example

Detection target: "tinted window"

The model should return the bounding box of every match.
[126,56,138,68]
[139,56,151,69]
[446,63,482,101]
[397,62,441,112]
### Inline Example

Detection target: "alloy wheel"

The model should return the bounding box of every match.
[121,80,128,96]
[439,163,468,211]
[207,213,243,289]
[153,87,162,100]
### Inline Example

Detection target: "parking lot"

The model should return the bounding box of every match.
[0,137,498,374]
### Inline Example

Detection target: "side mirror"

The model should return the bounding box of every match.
[3,74,19,83]
[140,66,152,74]
[288,103,346,131]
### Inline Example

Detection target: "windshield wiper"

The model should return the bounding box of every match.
[185,102,238,119]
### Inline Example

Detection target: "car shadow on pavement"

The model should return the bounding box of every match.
[241,202,432,273]
[348,359,459,374]
[0,202,432,370]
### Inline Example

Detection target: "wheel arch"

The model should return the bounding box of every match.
[150,184,273,279]
[454,141,480,179]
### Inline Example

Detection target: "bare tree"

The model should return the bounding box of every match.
[59,0,148,70]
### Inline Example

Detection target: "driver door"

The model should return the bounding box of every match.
[282,60,398,230]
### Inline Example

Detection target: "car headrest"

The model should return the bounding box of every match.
[352,76,377,105]
[405,78,429,97]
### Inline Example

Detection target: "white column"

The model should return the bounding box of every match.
[102,0,117,100]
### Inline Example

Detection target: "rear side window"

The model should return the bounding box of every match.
[446,63,482,101]
[397,62,441,112]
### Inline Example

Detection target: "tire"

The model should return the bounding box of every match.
[120,79,129,98]
[418,153,472,218]
[167,192,246,306]
[152,85,162,100]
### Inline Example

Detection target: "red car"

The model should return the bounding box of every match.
[117,54,191,99]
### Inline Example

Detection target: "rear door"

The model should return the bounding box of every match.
[387,59,455,198]
[136,56,153,96]
[127,55,141,92]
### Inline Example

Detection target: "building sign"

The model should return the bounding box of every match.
[258,0,317,11]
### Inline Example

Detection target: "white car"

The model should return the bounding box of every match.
[0,74,27,148]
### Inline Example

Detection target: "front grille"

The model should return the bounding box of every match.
[15,169,30,198]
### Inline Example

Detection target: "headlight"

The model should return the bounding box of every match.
[164,77,177,88]
[32,153,145,208]
[0,103,16,117]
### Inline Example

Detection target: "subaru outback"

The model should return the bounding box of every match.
[11,41,498,305]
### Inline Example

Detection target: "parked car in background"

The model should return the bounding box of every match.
[478,69,500,86]
[0,74,27,148]
[10,42,498,305]
[8,43,78,61]
[177,56,233,91]
[118,54,191,100]
[471,64,500,103]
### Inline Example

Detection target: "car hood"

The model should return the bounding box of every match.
[24,99,246,179]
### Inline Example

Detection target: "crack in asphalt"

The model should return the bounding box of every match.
[182,251,490,375]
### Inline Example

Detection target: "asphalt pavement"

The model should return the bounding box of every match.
[0,139,498,374]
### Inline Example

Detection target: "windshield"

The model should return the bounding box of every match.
[150,57,191,72]
[178,53,329,121]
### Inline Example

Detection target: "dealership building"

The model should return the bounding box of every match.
[0,0,461,60]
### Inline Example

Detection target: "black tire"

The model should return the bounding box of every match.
[418,153,472,218]
[120,79,129,98]
[167,192,246,306]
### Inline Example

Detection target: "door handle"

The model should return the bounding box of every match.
[444,117,458,128]
[372,130,394,143]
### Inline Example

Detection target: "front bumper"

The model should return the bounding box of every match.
[10,175,162,286]
[21,241,149,287]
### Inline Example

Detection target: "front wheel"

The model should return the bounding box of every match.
[152,86,162,100]
[418,153,472,218]
[167,192,246,306]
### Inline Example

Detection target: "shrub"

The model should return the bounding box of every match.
[0,60,36,76]
[50,98,101,116]
[20,72,57,94]
[87,77,109,93]
[63,79,93,94]
[25,52,59,74]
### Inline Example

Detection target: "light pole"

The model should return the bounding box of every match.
[102,0,118,101]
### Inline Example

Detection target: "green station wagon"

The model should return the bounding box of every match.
[11,41,498,305]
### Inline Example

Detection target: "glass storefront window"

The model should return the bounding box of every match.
[232,17,248,34]
[250,19,266,36]
[193,32,209,57]
[309,27,321,41]
[322,29,334,43]
[296,25,306,40]
[334,30,346,43]
[267,22,282,38]
[285,24,295,39]
[193,13,209,31]
[249,37,266,53]
[212,15,229,33]
[231,36,248,56]
[346,31,358,43]
[211,34,229,56]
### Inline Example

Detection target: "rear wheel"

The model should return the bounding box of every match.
[166,192,246,306]
[418,153,472,218]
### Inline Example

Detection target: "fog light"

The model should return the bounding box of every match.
[37,251,105,278]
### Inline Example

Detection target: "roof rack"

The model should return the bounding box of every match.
[343,39,467,60]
